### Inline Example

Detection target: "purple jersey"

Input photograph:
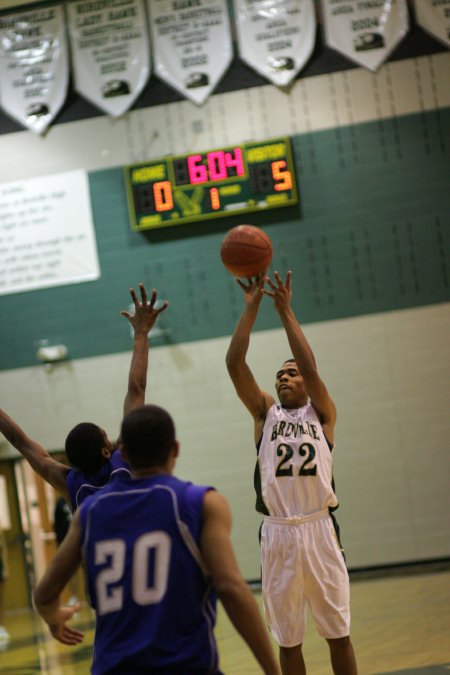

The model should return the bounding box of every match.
[66,449,130,511]
[79,474,221,675]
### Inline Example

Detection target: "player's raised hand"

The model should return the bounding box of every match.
[121,283,168,334]
[262,271,292,313]
[236,273,266,308]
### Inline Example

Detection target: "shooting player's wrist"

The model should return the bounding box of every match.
[277,306,294,322]
[133,328,151,338]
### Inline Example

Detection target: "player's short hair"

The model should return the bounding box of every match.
[65,423,106,473]
[275,358,297,373]
[121,404,175,469]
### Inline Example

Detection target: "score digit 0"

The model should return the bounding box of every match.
[153,181,174,212]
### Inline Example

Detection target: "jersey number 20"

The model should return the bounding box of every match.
[95,531,171,615]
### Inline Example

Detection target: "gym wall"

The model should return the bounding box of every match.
[0,5,449,579]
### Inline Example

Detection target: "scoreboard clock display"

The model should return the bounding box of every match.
[124,137,298,231]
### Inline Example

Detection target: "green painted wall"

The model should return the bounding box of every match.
[1,108,449,371]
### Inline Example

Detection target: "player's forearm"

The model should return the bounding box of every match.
[33,591,61,625]
[226,304,260,368]
[124,330,150,414]
[218,581,279,674]
[0,409,46,463]
[35,518,82,613]
[129,330,150,390]
[0,410,69,495]
[33,561,69,621]
[0,408,23,446]
[278,306,317,373]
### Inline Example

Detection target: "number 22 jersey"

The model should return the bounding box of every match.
[254,402,339,517]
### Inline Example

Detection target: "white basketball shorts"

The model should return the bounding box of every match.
[260,510,351,647]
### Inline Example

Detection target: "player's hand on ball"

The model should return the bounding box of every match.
[262,271,292,312]
[237,273,266,307]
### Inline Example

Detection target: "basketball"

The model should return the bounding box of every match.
[220,225,273,278]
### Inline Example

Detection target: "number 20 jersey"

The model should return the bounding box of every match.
[255,402,339,517]
[79,474,220,675]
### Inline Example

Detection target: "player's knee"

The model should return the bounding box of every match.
[326,635,351,648]
[280,643,303,654]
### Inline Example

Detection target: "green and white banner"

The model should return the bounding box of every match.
[67,0,150,117]
[0,5,68,134]
[320,0,410,71]
[413,0,450,48]
[147,0,233,106]
[233,0,316,87]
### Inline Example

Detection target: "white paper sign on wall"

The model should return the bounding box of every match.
[0,170,100,296]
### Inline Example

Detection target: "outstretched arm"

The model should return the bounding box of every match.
[264,271,336,441]
[201,490,280,675]
[121,284,168,418]
[33,510,84,645]
[225,275,274,442]
[0,408,69,499]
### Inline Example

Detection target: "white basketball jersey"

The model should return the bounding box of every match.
[255,403,338,517]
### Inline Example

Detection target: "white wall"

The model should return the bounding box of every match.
[1,303,449,577]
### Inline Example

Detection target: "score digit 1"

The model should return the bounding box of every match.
[210,187,221,210]
[272,160,292,191]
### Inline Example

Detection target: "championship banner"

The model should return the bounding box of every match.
[147,0,233,105]
[0,5,68,134]
[233,0,316,87]
[413,0,450,48]
[320,0,410,72]
[66,0,150,117]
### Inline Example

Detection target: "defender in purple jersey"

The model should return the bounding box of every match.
[65,445,131,512]
[0,283,167,511]
[34,404,280,675]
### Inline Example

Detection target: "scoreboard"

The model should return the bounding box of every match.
[124,137,298,231]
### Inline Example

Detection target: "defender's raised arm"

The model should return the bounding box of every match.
[121,283,168,418]
[0,408,69,499]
